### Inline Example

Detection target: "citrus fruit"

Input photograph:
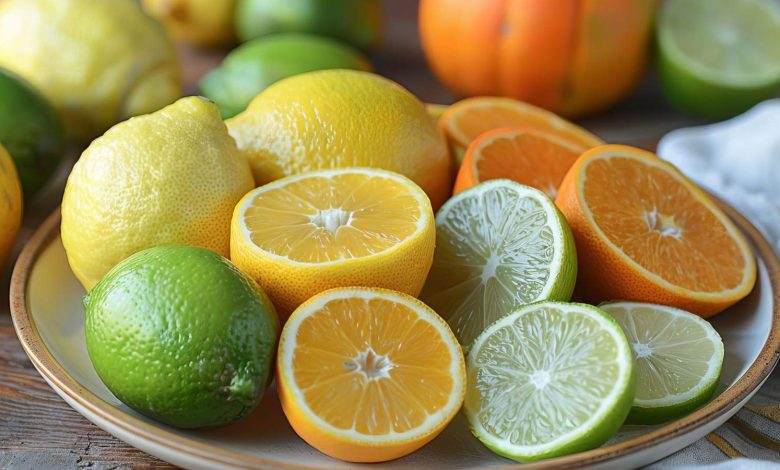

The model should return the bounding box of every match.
[453,127,584,198]
[231,168,435,319]
[235,0,381,51]
[62,97,253,290]
[85,245,279,429]
[277,287,465,462]
[0,0,181,140]
[600,301,724,425]
[0,68,63,198]
[657,0,780,119]
[419,180,576,350]
[0,144,22,268]
[143,0,236,47]
[556,144,756,317]
[425,103,448,123]
[439,97,603,163]
[465,301,635,462]
[200,33,372,119]
[226,70,451,209]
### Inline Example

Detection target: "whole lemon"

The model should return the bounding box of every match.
[143,0,236,48]
[0,144,22,268]
[0,0,181,141]
[226,70,452,209]
[61,97,254,290]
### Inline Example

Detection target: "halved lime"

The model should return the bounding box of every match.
[420,180,576,350]
[657,0,780,119]
[465,301,635,462]
[600,301,724,425]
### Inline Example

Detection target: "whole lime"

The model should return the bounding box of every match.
[235,0,380,50]
[0,68,63,198]
[200,33,372,118]
[84,245,280,429]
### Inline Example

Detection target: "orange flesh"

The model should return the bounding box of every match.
[583,157,746,292]
[474,130,582,197]
[291,297,455,434]
[244,173,420,263]
[446,100,603,150]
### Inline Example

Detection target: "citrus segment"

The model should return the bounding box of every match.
[439,97,603,162]
[277,287,465,462]
[420,180,576,350]
[231,168,435,319]
[600,301,724,424]
[555,144,756,316]
[465,301,634,462]
[454,127,583,198]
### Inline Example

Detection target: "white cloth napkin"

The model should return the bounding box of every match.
[657,100,780,255]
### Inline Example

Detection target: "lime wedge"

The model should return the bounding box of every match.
[465,301,635,462]
[600,301,724,425]
[419,180,576,350]
[657,0,780,119]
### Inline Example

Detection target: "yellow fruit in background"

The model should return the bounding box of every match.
[143,0,236,47]
[226,70,452,209]
[0,144,22,269]
[62,97,253,290]
[0,0,181,141]
[231,168,435,319]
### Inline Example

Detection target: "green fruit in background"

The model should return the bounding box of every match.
[200,33,373,118]
[657,0,780,120]
[235,0,381,50]
[84,245,280,429]
[0,68,64,198]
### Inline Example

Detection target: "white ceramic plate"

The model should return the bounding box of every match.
[10,207,780,470]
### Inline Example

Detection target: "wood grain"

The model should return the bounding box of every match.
[0,1,704,468]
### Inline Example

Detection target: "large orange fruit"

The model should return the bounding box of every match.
[555,145,756,317]
[439,97,603,163]
[419,0,657,117]
[453,126,585,198]
[277,287,465,462]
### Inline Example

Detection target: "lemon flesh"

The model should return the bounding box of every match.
[231,168,435,319]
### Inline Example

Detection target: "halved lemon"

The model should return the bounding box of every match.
[231,168,435,320]
[277,287,466,462]
[556,144,756,316]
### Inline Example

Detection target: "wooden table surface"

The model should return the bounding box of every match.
[0,2,706,468]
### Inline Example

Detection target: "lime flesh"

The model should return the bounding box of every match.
[465,301,635,462]
[419,180,576,351]
[600,301,724,425]
[657,0,780,119]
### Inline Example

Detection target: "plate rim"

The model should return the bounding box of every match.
[9,206,780,470]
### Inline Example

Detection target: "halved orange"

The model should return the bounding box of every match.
[439,97,603,163]
[556,144,756,317]
[277,287,466,463]
[453,127,583,198]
